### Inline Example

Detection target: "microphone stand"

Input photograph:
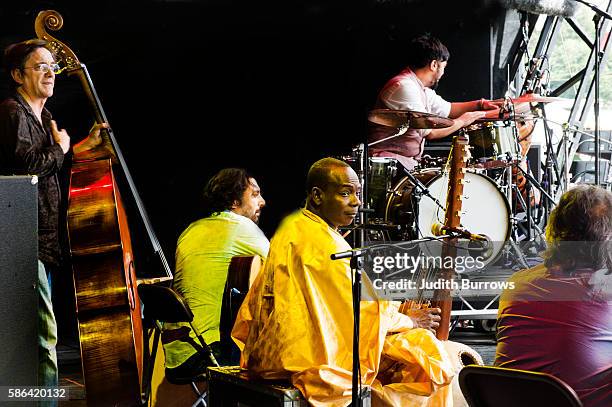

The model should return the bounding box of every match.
[400,167,445,211]
[330,236,440,406]
[574,0,612,185]
[351,252,363,407]
[330,245,366,406]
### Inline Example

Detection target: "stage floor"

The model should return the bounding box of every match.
[57,328,497,406]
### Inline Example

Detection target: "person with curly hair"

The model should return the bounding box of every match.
[162,168,269,381]
[495,185,612,407]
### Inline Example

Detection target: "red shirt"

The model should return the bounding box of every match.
[495,264,612,407]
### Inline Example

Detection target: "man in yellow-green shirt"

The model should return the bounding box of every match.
[163,168,269,382]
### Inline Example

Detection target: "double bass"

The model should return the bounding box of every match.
[35,10,173,406]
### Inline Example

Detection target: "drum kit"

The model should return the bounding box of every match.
[343,94,561,268]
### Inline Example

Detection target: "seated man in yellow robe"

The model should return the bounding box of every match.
[232,157,454,407]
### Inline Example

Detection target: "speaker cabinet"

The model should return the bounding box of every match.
[0,176,38,390]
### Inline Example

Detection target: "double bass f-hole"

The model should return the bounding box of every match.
[128,259,136,311]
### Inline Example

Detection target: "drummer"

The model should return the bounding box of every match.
[370,33,502,170]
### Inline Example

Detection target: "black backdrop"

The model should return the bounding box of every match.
[0,0,513,295]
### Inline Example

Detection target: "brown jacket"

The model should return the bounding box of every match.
[0,93,64,266]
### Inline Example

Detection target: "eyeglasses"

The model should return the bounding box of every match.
[22,63,63,74]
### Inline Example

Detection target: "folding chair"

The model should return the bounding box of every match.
[219,255,261,361]
[458,365,583,407]
[138,283,219,407]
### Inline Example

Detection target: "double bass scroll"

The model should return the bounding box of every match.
[35,10,172,271]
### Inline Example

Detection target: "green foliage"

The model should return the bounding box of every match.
[529,2,612,108]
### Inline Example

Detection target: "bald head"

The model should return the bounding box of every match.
[306,157,352,192]
[305,157,361,229]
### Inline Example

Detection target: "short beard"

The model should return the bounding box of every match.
[430,79,440,90]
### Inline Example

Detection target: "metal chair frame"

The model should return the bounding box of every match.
[459,365,582,407]
[138,283,219,407]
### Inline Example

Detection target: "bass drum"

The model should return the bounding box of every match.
[385,169,510,269]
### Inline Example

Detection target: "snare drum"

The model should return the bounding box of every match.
[368,157,398,216]
[341,156,399,217]
[465,122,519,162]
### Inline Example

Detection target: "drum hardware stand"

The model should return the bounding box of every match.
[504,201,531,270]
[410,180,423,238]
[511,177,546,245]
[537,115,573,194]
[506,162,514,214]
[520,180,533,241]
[399,166,446,212]
[561,123,572,192]
[539,108,563,220]
[367,124,409,148]
[574,0,612,185]
[505,232,531,270]
[511,167,555,259]
[540,116,612,186]
[352,143,368,248]
[501,160,536,269]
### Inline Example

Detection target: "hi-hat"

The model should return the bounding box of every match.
[368,109,454,129]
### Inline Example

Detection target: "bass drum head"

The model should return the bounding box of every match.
[386,170,510,270]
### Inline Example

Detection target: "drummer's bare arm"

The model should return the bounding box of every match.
[449,99,502,118]
[426,111,486,140]
[483,99,505,109]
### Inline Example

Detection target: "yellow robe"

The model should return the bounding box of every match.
[232,209,454,406]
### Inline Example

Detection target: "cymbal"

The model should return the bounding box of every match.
[510,93,565,104]
[368,109,454,129]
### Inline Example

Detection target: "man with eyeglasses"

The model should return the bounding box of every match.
[0,39,107,401]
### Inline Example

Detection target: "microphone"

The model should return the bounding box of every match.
[431,223,488,241]
[431,223,495,261]
[330,249,364,260]
[342,224,401,231]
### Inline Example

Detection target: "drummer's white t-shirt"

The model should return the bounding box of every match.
[370,68,451,169]
[378,68,452,137]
